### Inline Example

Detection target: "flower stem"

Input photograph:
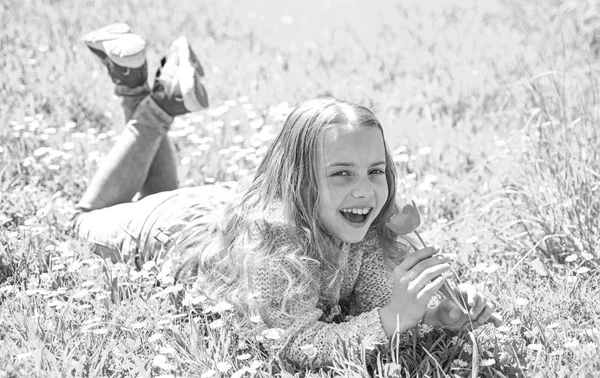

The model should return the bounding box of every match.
[413,230,468,315]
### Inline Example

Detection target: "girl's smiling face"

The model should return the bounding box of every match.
[317,123,389,245]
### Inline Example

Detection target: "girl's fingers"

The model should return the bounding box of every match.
[488,313,503,327]
[465,286,478,308]
[469,295,486,319]
[397,247,439,272]
[416,275,446,301]
[412,263,451,292]
[412,256,450,277]
[475,302,496,325]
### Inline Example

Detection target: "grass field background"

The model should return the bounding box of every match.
[1,0,600,376]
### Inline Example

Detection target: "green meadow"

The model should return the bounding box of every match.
[1,0,599,376]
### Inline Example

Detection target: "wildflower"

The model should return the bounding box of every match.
[418,146,432,155]
[192,294,207,305]
[209,319,224,329]
[208,301,234,313]
[153,355,174,371]
[462,343,473,354]
[452,359,468,368]
[262,328,285,340]
[479,358,495,367]
[15,352,32,361]
[250,360,262,370]
[300,344,318,358]
[565,254,578,262]
[419,323,434,336]
[231,368,249,378]
[581,252,594,260]
[515,297,529,307]
[236,353,251,360]
[465,236,478,244]
[200,369,216,378]
[159,346,176,354]
[216,361,232,372]
[249,315,262,324]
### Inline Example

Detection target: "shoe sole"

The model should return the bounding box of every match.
[82,22,131,41]
[174,36,209,110]
[83,23,146,68]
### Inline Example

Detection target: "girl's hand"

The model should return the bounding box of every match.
[380,247,450,337]
[426,283,503,331]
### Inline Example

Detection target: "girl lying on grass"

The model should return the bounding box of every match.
[74,23,502,369]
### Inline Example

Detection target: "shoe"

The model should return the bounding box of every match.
[83,23,148,92]
[151,36,209,116]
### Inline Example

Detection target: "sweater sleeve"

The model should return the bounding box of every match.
[348,234,395,316]
[252,262,388,368]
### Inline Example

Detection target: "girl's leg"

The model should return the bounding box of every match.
[78,26,209,211]
[141,136,179,197]
[76,96,173,211]
[122,94,179,197]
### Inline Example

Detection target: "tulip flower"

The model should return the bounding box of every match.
[386,201,468,315]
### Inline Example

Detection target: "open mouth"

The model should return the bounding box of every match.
[340,208,372,223]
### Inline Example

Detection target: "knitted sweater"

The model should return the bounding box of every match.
[247,216,408,368]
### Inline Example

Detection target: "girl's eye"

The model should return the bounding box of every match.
[332,171,351,177]
[370,168,386,175]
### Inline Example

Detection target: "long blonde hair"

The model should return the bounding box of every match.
[176,98,401,321]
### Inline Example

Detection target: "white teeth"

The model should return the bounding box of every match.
[341,208,371,215]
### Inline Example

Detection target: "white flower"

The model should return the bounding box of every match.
[209,319,224,329]
[208,301,233,313]
[200,370,216,378]
[450,335,462,345]
[236,353,251,360]
[419,323,434,336]
[262,328,285,340]
[462,343,473,354]
[249,315,262,324]
[231,368,249,378]
[453,359,468,368]
[216,361,232,372]
[515,297,529,307]
[300,344,318,358]
[152,355,174,371]
[581,252,594,260]
[159,346,176,354]
[480,358,495,367]
[565,254,578,262]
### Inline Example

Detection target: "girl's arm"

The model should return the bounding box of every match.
[252,265,389,369]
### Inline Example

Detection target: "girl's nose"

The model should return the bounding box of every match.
[351,179,374,198]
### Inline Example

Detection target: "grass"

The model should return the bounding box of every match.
[1,0,600,376]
